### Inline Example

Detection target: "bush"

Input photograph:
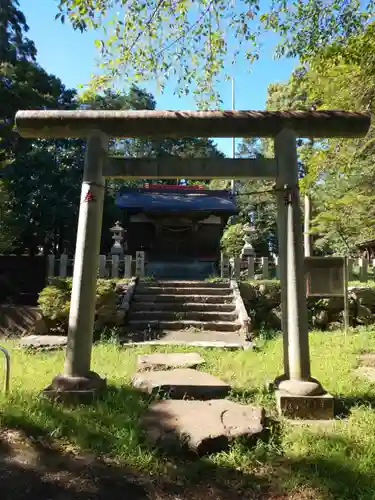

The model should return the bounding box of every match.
[38,278,121,333]
[38,278,72,324]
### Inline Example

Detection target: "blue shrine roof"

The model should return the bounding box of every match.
[115,188,238,214]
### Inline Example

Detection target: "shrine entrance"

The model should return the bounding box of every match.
[15,108,370,417]
[158,222,194,257]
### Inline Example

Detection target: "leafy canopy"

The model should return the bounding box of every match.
[0,1,224,255]
[268,23,375,254]
[56,0,375,104]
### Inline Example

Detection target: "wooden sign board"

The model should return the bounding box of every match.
[305,257,345,297]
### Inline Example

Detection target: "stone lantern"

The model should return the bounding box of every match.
[110,221,124,257]
[241,223,256,258]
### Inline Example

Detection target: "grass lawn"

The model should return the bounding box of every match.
[1,328,375,499]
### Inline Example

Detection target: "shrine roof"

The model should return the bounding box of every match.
[115,187,238,214]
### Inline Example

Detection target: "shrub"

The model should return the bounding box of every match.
[38,278,72,323]
[38,278,121,333]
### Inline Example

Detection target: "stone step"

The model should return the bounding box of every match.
[128,310,238,322]
[132,368,231,399]
[131,302,236,312]
[128,319,241,332]
[120,329,247,349]
[132,294,234,304]
[138,280,230,289]
[137,352,205,371]
[136,286,233,296]
[141,399,264,455]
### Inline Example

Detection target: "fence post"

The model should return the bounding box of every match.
[275,256,280,279]
[136,251,145,277]
[59,253,68,278]
[220,253,229,278]
[232,257,241,279]
[347,258,354,281]
[261,257,269,279]
[47,254,55,278]
[359,257,368,282]
[247,257,255,279]
[111,255,119,278]
[98,255,106,278]
[124,254,132,278]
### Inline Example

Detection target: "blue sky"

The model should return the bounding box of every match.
[19,0,298,156]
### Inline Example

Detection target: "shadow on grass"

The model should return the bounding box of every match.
[0,428,149,500]
[3,384,375,499]
[273,433,375,500]
[335,393,375,418]
[0,385,271,500]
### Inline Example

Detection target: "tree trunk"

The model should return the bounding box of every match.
[304,194,312,257]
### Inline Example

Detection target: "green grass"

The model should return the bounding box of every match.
[2,329,375,498]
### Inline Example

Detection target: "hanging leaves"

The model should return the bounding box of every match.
[56,0,375,104]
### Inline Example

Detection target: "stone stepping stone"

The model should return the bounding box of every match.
[141,399,264,455]
[18,335,67,351]
[354,366,375,382]
[359,353,375,367]
[137,352,205,371]
[132,368,230,399]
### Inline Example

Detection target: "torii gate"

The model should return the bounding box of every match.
[16,109,370,414]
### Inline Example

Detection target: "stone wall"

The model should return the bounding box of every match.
[239,280,375,332]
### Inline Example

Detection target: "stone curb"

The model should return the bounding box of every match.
[117,277,138,323]
[230,279,251,340]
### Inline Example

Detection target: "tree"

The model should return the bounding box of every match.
[232,72,320,257]
[0,0,36,61]
[56,0,375,103]
[266,73,317,256]
[1,0,226,257]
[0,0,78,253]
[276,24,375,254]
[221,223,245,258]
[218,137,277,257]
[235,138,277,256]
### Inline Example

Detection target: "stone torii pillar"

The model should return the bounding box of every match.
[51,132,108,395]
[273,128,334,418]
[63,133,108,381]
[15,109,370,406]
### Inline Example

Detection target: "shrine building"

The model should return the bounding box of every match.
[115,184,238,279]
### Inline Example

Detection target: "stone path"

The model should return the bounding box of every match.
[16,339,263,455]
[358,353,375,367]
[132,352,264,455]
[354,352,375,382]
[18,335,67,351]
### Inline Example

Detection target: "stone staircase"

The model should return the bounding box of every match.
[127,280,242,333]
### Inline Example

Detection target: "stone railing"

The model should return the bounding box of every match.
[221,253,375,283]
[240,281,375,332]
[47,252,146,279]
